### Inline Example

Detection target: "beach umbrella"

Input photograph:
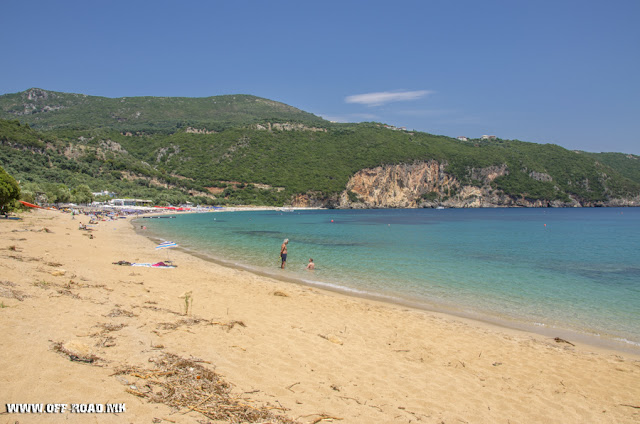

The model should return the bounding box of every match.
[156,241,178,261]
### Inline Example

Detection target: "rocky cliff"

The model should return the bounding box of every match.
[338,161,518,208]
[290,161,640,208]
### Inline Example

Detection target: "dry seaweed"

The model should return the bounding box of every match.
[92,322,128,336]
[0,281,30,301]
[54,289,82,299]
[114,353,298,423]
[141,305,182,315]
[156,318,210,330]
[104,308,137,318]
[156,318,246,332]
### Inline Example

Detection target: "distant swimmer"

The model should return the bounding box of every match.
[306,258,315,270]
[280,238,289,269]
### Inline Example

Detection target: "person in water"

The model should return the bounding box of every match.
[280,238,289,269]
[306,258,315,270]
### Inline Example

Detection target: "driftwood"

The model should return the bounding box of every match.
[51,341,102,365]
[553,337,575,346]
[620,404,640,409]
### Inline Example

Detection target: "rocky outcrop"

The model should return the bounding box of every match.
[156,145,180,162]
[99,139,127,154]
[185,127,216,134]
[10,88,67,116]
[253,122,327,132]
[528,171,552,182]
[290,193,331,208]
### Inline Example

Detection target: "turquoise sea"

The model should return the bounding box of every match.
[137,208,640,353]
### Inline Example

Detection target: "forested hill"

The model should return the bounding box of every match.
[0,88,325,132]
[0,88,639,208]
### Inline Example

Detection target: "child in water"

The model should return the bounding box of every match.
[306,258,315,270]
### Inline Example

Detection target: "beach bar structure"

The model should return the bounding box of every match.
[109,198,153,207]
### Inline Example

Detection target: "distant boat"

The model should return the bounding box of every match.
[278,207,295,212]
[436,206,445,210]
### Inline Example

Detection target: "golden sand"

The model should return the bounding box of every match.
[1,209,639,423]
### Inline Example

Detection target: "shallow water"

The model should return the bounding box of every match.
[139,208,640,351]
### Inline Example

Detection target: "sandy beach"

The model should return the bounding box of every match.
[1,208,639,424]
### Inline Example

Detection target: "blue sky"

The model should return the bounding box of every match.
[1,0,639,154]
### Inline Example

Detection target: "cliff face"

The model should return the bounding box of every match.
[340,161,457,208]
[337,161,514,208]
[288,161,640,208]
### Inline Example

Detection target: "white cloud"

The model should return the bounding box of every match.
[345,90,433,107]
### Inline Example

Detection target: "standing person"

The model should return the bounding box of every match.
[280,238,289,269]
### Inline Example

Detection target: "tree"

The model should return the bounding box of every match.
[39,182,71,204]
[71,184,94,204]
[0,165,20,214]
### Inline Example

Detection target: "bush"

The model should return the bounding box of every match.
[0,165,21,214]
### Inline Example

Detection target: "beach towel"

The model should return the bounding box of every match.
[131,263,176,268]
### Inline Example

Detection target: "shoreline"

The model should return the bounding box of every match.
[143,232,640,358]
[2,208,640,423]
[134,211,640,358]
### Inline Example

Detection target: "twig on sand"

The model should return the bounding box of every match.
[620,404,640,409]
[337,396,362,405]
[298,413,343,423]
[286,382,300,392]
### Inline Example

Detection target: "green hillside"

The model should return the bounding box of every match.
[584,152,640,184]
[0,119,215,205]
[0,88,639,208]
[0,88,325,132]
